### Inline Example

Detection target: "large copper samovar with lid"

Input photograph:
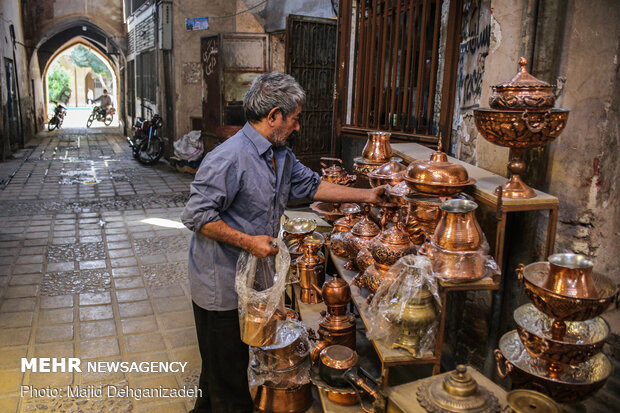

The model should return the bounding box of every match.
[329,204,361,257]
[296,235,325,304]
[311,277,357,360]
[342,205,380,270]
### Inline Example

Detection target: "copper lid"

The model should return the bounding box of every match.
[350,206,380,237]
[368,160,407,180]
[377,215,411,246]
[494,57,552,90]
[506,389,561,413]
[320,345,358,369]
[405,142,474,187]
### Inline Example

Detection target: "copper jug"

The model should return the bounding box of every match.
[388,286,438,356]
[241,302,286,347]
[362,131,393,163]
[297,236,325,304]
[433,199,482,251]
[542,253,598,298]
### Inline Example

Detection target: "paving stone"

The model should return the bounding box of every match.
[126,333,166,354]
[34,342,74,358]
[165,327,198,349]
[158,311,194,330]
[118,301,153,318]
[0,347,27,370]
[79,260,107,270]
[0,327,30,346]
[9,273,42,285]
[39,308,74,326]
[79,359,127,384]
[114,276,144,289]
[116,288,148,303]
[80,304,114,321]
[109,248,135,258]
[35,324,74,343]
[4,284,39,298]
[81,337,120,359]
[40,295,73,309]
[0,297,36,312]
[112,267,140,278]
[27,371,73,387]
[15,254,45,264]
[0,311,34,328]
[13,263,43,274]
[80,319,117,339]
[79,291,112,306]
[153,297,191,313]
[121,315,158,335]
[0,371,23,393]
[45,261,75,271]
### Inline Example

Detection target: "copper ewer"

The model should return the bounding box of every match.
[363,131,393,163]
[542,253,597,298]
[297,235,325,304]
[433,199,483,251]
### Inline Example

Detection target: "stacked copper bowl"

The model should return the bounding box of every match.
[494,253,617,403]
[353,131,403,187]
[474,57,570,199]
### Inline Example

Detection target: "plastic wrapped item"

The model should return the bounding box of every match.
[236,237,290,347]
[365,255,441,357]
[248,319,312,387]
[421,235,500,283]
[173,130,203,161]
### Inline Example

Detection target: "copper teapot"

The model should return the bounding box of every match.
[320,157,357,186]
[343,205,380,270]
[330,204,361,257]
[433,199,482,251]
[370,212,417,271]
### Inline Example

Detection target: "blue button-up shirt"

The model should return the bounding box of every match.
[181,123,320,311]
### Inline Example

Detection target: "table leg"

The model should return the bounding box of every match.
[382,362,389,389]
[494,213,507,267]
[545,206,558,258]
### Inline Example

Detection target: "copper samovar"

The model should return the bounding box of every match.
[297,236,326,304]
[329,204,361,257]
[343,205,380,270]
[311,277,357,360]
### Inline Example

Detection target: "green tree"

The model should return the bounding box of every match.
[70,45,112,79]
[48,64,70,103]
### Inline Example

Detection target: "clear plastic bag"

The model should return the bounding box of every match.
[365,255,441,357]
[421,235,500,283]
[248,319,311,387]
[236,237,290,347]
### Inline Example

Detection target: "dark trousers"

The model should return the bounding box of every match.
[191,302,254,413]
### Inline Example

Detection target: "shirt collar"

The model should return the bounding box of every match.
[242,122,273,157]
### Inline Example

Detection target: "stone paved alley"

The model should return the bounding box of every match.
[0,126,199,412]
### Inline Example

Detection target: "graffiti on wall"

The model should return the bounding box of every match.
[455,0,491,110]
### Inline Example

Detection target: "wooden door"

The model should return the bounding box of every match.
[286,15,337,172]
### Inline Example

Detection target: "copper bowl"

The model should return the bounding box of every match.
[514,304,609,369]
[428,245,486,283]
[489,57,556,111]
[282,218,317,240]
[517,262,617,322]
[473,108,569,150]
[404,145,475,196]
[495,331,612,404]
[368,160,407,187]
[250,383,313,413]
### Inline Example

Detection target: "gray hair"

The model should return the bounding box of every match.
[243,73,306,122]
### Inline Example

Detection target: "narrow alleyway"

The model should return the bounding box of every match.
[0,127,200,412]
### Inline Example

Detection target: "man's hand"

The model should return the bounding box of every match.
[366,185,387,204]
[248,235,278,258]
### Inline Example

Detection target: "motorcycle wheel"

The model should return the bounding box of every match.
[104,114,113,126]
[132,138,141,159]
[86,113,95,128]
[137,136,164,165]
[48,118,58,131]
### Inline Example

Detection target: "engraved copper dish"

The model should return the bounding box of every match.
[433,199,483,251]
[473,108,569,199]
[494,331,612,404]
[542,253,597,298]
[404,143,475,196]
[320,157,357,186]
[517,262,617,339]
[489,57,556,111]
[330,204,362,257]
[427,243,486,283]
[363,131,393,163]
[505,389,560,413]
[416,365,501,413]
[404,194,443,243]
[368,159,407,187]
[282,218,317,242]
[387,286,438,356]
[514,304,609,377]
[343,206,380,270]
[370,213,416,271]
[250,383,313,413]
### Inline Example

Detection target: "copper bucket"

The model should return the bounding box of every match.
[362,131,392,163]
[241,303,283,347]
[250,383,313,413]
[542,253,598,298]
[433,199,482,251]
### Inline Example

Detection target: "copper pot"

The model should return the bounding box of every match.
[387,286,438,356]
[250,383,313,413]
[542,253,598,298]
[495,331,612,404]
[343,206,380,270]
[321,157,357,186]
[370,212,416,271]
[363,131,392,163]
[428,245,486,282]
[433,199,482,251]
[253,320,311,371]
[404,143,475,196]
[489,57,556,111]
[241,303,286,347]
[368,160,406,187]
[514,304,609,378]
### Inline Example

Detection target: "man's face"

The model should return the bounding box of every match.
[270,106,302,147]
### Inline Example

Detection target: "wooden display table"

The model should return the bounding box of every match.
[385,366,508,413]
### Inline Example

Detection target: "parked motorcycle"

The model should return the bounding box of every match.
[127,114,165,165]
[47,102,67,131]
[86,106,116,127]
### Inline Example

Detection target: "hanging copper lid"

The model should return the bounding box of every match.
[417,365,501,413]
[404,141,475,196]
[350,206,380,237]
[368,160,407,187]
[489,57,556,111]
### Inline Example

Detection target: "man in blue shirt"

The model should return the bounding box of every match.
[182,73,384,413]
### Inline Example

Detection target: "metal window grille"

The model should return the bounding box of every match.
[136,50,156,103]
[337,0,453,144]
[127,60,136,116]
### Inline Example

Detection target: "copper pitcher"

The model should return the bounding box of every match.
[433,199,482,251]
[542,253,598,298]
[362,131,392,163]
[297,236,325,304]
